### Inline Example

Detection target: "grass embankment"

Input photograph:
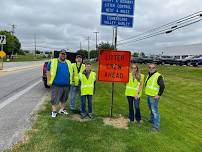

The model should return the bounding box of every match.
[4,54,47,62]
[6,65,202,152]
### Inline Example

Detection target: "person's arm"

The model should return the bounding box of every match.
[136,80,143,97]
[157,76,165,96]
[154,75,165,100]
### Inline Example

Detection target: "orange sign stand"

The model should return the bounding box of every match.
[98,50,131,83]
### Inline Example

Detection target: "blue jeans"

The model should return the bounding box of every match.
[69,85,80,110]
[127,96,141,122]
[147,96,160,129]
[80,95,92,115]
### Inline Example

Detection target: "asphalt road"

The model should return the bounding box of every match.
[0,62,48,151]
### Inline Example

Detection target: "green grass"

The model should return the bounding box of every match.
[4,54,47,62]
[5,65,202,152]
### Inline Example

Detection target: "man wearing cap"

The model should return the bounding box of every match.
[47,50,73,118]
[69,55,85,113]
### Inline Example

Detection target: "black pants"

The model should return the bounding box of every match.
[127,96,141,122]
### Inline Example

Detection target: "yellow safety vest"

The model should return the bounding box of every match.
[80,71,96,96]
[125,73,145,97]
[72,63,85,86]
[49,58,73,85]
[145,72,161,96]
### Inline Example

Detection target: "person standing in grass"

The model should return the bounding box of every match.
[79,62,96,119]
[125,63,144,123]
[145,63,165,131]
[47,50,73,118]
[69,55,85,113]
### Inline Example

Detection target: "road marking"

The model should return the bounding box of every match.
[0,80,41,110]
[0,64,42,77]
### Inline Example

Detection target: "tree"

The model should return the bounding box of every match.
[133,52,139,57]
[98,42,114,51]
[90,50,99,58]
[76,49,88,59]
[0,31,21,56]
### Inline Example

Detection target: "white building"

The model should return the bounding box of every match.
[157,43,202,59]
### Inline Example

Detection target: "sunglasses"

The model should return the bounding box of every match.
[149,67,156,69]
[60,53,66,55]
[131,67,137,69]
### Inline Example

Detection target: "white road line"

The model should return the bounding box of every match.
[0,80,41,110]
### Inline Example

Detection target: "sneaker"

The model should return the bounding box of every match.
[80,113,87,119]
[138,120,143,124]
[151,127,159,132]
[88,113,93,119]
[59,109,68,115]
[51,111,57,118]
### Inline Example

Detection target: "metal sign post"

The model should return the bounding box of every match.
[111,26,118,118]
[101,0,135,117]
[0,35,7,70]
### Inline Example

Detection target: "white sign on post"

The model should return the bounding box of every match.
[0,35,6,45]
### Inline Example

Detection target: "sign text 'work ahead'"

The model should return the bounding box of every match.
[98,50,131,83]
[102,0,135,16]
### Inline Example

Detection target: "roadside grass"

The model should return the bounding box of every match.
[4,54,47,62]
[5,65,202,152]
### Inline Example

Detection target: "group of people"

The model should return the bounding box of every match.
[125,63,165,131]
[47,50,165,131]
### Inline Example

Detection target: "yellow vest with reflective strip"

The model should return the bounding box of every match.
[80,71,96,96]
[125,73,145,97]
[145,72,161,96]
[72,63,85,86]
[49,58,73,85]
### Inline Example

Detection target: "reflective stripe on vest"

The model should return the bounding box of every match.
[125,73,144,97]
[145,72,161,96]
[80,72,96,96]
[49,58,73,85]
[72,63,85,86]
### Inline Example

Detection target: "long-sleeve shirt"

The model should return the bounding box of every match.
[145,71,165,96]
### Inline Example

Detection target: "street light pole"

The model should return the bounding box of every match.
[93,32,99,51]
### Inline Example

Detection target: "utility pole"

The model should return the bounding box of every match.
[34,34,36,56]
[11,24,16,58]
[93,32,99,51]
[11,24,16,35]
[87,36,90,60]
[80,41,82,50]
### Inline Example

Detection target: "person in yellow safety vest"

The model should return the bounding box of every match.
[47,50,73,118]
[69,55,85,113]
[145,63,165,131]
[125,63,144,123]
[79,62,96,119]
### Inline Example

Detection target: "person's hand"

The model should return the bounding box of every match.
[47,81,52,87]
[153,96,160,100]
[134,93,139,100]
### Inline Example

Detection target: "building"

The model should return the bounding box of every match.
[157,43,202,59]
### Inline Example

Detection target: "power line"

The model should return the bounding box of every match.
[117,11,202,46]
[118,11,202,44]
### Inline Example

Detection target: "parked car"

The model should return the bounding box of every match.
[190,55,202,66]
[176,56,195,66]
[42,51,78,88]
[42,61,49,88]
[158,56,179,65]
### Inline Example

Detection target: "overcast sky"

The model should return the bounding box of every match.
[0,0,202,54]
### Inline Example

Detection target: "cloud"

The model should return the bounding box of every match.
[0,0,201,53]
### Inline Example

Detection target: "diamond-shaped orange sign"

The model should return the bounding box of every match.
[0,51,6,58]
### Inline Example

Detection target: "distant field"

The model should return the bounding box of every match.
[4,54,47,62]
[6,65,202,152]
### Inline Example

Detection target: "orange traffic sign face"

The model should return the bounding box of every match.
[0,51,6,58]
[98,50,131,83]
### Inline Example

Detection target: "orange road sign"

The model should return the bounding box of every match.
[98,50,131,83]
